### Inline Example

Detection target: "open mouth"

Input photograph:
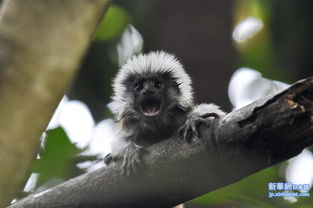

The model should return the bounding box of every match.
[140,98,162,117]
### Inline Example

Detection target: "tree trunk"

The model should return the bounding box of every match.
[0,0,110,206]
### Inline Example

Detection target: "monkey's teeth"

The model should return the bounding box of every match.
[144,111,158,116]
[143,107,160,116]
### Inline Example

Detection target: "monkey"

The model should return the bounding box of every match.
[104,51,225,175]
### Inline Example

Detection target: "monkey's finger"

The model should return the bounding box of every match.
[126,160,133,176]
[185,127,194,143]
[121,161,126,175]
[183,127,189,142]
[129,153,136,176]
[129,154,139,176]
[130,160,138,175]
[178,125,186,138]
[191,119,201,136]
[126,160,132,176]
[181,126,188,139]
[182,129,188,141]
[133,145,144,163]
[187,128,192,140]
[134,152,141,164]
[121,154,130,175]
[191,123,200,138]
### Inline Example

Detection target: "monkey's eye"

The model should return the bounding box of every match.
[134,82,143,91]
[154,81,163,89]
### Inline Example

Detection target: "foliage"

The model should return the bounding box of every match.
[31,128,83,188]
[20,127,97,197]
[95,5,131,42]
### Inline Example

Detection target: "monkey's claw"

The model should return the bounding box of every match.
[179,113,220,142]
[104,154,113,165]
[104,153,120,165]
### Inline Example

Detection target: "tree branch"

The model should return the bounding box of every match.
[9,77,313,208]
[0,0,110,206]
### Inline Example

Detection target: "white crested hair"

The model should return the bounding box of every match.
[111,51,194,119]
[192,103,226,116]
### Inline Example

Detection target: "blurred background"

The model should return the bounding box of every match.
[15,0,313,207]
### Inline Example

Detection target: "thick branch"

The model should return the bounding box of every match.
[0,0,110,207]
[9,77,313,208]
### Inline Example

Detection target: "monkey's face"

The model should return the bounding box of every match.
[125,72,180,120]
[135,79,163,117]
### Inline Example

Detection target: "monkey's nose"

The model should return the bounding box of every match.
[143,89,155,95]
[143,82,156,95]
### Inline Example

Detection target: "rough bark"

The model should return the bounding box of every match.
[9,77,313,208]
[0,0,110,207]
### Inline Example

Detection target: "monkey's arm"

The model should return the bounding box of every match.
[179,103,226,142]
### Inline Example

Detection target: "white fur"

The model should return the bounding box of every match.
[112,51,194,119]
[192,103,226,116]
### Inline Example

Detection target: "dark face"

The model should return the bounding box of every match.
[124,71,180,120]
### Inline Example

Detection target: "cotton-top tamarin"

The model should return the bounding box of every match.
[105,51,225,174]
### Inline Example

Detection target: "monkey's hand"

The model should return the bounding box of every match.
[179,104,225,142]
[104,141,145,176]
[121,142,144,175]
[179,112,219,142]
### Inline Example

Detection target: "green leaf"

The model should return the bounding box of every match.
[191,166,286,207]
[94,5,131,42]
[31,127,83,188]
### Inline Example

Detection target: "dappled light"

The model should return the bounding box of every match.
[23,173,39,193]
[286,150,313,191]
[232,16,263,43]
[48,97,95,148]
[117,25,143,66]
[228,67,289,110]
